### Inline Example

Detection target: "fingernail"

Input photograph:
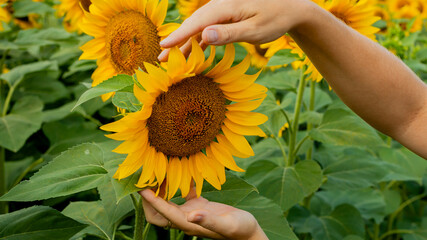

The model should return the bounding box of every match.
[206,29,218,43]
[158,50,168,61]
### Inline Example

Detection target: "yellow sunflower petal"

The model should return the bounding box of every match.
[221,125,254,157]
[137,147,157,185]
[180,157,192,197]
[79,38,106,60]
[208,142,245,172]
[167,46,187,78]
[167,156,182,200]
[189,155,204,197]
[197,46,215,74]
[195,152,221,190]
[219,71,261,92]
[226,111,268,126]
[114,150,145,180]
[152,0,168,27]
[206,44,235,77]
[154,151,168,186]
[158,23,181,37]
[213,54,251,83]
[226,99,264,112]
[223,119,265,136]
[216,134,251,158]
[187,38,205,72]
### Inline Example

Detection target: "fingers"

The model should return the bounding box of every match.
[187,209,233,236]
[201,20,258,45]
[160,0,236,48]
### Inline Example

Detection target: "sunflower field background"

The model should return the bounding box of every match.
[0,0,427,239]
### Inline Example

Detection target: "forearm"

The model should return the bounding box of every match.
[289,3,427,158]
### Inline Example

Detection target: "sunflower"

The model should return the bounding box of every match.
[1,0,41,30]
[177,0,210,20]
[0,0,11,31]
[387,0,426,32]
[56,0,91,33]
[101,39,268,200]
[79,0,180,101]
[239,35,294,71]
[293,0,380,82]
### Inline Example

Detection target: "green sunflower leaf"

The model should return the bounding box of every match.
[72,74,134,111]
[309,108,385,147]
[0,143,108,202]
[245,160,323,212]
[0,206,86,240]
[266,49,299,67]
[305,204,365,240]
[0,96,44,152]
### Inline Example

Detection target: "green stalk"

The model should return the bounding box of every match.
[287,68,307,166]
[306,80,316,160]
[387,193,426,240]
[272,135,288,166]
[380,230,414,240]
[131,194,145,240]
[0,147,6,214]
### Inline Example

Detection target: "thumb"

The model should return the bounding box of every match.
[202,21,255,45]
[187,210,231,234]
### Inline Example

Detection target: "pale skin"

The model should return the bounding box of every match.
[141,0,427,239]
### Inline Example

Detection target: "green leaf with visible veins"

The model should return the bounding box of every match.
[0,206,86,240]
[72,74,134,111]
[0,96,44,152]
[0,143,108,201]
[246,160,323,211]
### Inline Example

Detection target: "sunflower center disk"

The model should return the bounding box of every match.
[147,75,227,157]
[106,10,161,75]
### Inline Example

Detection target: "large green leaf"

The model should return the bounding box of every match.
[72,74,134,111]
[12,0,54,17]
[42,116,106,162]
[0,206,85,240]
[0,61,58,87]
[0,143,108,201]
[305,204,365,240]
[62,201,112,240]
[379,147,427,184]
[309,109,384,147]
[245,160,323,211]
[0,96,44,152]
[317,147,389,190]
[105,158,141,203]
[267,49,299,67]
[314,189,391,223]
[200,172,298,240]
[112,92,141,112]
[5,157,33,190]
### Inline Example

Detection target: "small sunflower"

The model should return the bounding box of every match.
[177,0,210,20]
[101,39,268,200]
[0,0,11,31]
[387,0,426,32]
[56,0,91,33]
[295,0,381,82]
[239,36,294,71]
[79,0,180,101]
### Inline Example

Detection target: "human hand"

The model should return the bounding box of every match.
[140,187,268,240]
[158,0,316,61]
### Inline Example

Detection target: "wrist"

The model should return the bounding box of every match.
[246,224,268,240]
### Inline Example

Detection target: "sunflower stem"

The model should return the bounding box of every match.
[287,68,307,166]
[306,80,316,160]
[132,193,146,240]
[0,147,7,214]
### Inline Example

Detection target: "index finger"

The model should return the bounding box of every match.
[160,0,235,48]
